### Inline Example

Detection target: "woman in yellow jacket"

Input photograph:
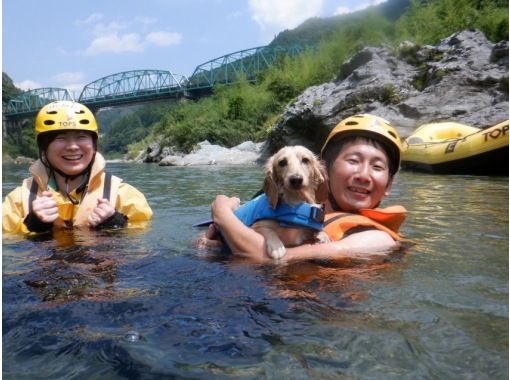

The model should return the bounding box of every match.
[3,101,152,234]
[201,114,407,262]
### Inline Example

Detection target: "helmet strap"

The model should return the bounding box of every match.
[46,153,96,204]
[53,168,90,205]
[328,189,341,211]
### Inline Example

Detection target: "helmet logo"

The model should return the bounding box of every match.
[57,109,77,128]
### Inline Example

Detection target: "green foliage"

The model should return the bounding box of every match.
[395,0,509,44]
[100,113,147,153]
[147,82,275,153]
[2,73,36,158]
[100,103,172,156]
[3,122,38,159]
[2,72,22,109]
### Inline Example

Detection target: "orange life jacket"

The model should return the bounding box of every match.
[324,205,407,241]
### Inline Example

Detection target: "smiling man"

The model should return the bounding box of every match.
[202,114,408,262]
[2,101,152,234]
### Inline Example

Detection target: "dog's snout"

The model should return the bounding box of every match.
[289,175,303,189]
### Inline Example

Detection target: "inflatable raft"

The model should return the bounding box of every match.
[401,120,509,175]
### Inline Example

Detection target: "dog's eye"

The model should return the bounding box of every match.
[278,158,287,167]
[301,157,310,164]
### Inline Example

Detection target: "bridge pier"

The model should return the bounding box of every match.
[3,116,30,146]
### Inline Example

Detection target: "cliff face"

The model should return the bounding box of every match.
[267,29,509,154]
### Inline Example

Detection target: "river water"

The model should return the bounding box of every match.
[2,162,508,379]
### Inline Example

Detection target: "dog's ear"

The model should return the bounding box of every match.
[314,160,329,204]
[263,157,279,209]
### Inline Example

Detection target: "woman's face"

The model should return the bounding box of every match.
[45,131,95,176]
[328,139,392,212]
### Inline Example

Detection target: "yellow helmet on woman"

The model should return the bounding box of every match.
[35,100,98,139]
[321,114,402,175]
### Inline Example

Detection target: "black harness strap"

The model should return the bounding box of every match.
[28,179,39,214]
[27,173,112,215]
[102,172,112,201]
[323,213,349,227]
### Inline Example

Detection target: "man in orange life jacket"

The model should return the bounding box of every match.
[2,101,152,234]
[200,114,407,262]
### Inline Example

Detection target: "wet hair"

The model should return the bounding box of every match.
[322,134,398,180]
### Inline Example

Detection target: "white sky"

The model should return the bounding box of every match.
[3,0,386,98]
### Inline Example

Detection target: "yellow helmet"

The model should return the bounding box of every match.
[35,101,98,139]
[321,114,402,175]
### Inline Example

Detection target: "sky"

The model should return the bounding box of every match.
[3,0,385,99]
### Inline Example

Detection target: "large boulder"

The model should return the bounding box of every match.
[267,29,509,154]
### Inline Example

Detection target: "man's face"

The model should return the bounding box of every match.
[328,139,392,212]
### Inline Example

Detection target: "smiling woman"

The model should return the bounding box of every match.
[2,101,153,234]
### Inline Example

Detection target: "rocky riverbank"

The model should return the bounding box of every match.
[134,29,507,164]
[136,140,266,166]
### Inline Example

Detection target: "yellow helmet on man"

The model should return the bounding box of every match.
[35,100,98,140]
[321,114,402,176]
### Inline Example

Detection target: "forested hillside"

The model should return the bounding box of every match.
[3,0,508,159]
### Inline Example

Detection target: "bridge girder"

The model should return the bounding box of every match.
[186,44,306,90]
[4,88,73,117]
[4,44,309,120]
[78,69,188,105]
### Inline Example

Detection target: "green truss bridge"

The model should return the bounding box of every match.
[4,44,307,120]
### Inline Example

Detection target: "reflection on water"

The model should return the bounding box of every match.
[5,228,150,304]
[3,163,508,379]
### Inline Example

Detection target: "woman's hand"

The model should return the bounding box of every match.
[32,191,59,223]
[88,198,115,227]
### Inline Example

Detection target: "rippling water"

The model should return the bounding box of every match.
[3,162,508,379]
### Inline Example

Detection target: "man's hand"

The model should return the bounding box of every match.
[211,195,240,218]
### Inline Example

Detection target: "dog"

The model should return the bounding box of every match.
[251,145,329,259]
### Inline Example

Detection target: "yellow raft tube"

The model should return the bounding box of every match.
[401,120,509,175]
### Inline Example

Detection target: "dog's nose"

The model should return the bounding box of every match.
[289,175,303,189]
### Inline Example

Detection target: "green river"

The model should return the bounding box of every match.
[2,162,508,379]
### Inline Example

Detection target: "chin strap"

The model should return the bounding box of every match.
[48,168,90,205]
[47,155,95,205]
[328,190,340,211]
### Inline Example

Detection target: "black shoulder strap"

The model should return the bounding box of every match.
[28,179,39,214]
[102,172,112,201]
[323,213,349,227]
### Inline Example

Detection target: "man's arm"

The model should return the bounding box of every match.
[211,195,268,261]
[211,195,398,263]
[283,229,398,262]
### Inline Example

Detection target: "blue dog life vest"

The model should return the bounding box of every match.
[234,194,324,231]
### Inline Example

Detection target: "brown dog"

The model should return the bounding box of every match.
[252,145,329,259]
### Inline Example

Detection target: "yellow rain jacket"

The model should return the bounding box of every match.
[2,153,152,234]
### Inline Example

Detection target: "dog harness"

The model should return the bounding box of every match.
[234,194,324,231]
[193,194,325,231]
